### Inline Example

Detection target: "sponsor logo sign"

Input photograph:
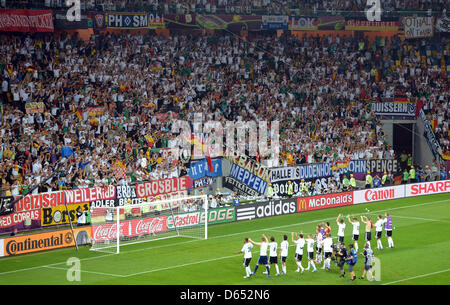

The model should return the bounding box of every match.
[1,228,88,256]
[404,16,434,39]
[230,163,268,195]
[405,180,450,197]
[371,102,417,117]
[235,199,297,221]
[91,216,167,242]
[354,185,405,204]
[0,9,54,32]
[64,186,116,205]
[167,206,235,229]
[297,192,354,212]
[41,203,90,227]
[167,212,200,229]
[135,177,191,198]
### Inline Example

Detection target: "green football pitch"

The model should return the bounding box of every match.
[0,193,449,285]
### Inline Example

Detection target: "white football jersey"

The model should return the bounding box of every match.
[269,241,278,257]
[352,221,360,235]
[316,232,323,248]
[375,219,384,232]
[260,242,269,256]
[295,238,305,254]
[241,242,253,259]
[280,240,289,257]
[338,223,346,237]
[323,237,333,252]
[306,238,315,252]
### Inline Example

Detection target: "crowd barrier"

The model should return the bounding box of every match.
[0,179,448,257]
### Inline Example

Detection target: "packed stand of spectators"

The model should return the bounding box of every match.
[0,31,449,198]
[2,0,447,15]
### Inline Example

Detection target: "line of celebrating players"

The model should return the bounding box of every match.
[235,212,394,281]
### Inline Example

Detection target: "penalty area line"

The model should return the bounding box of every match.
[381,268,450,285]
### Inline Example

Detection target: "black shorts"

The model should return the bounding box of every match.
[386,230,392,237]
[243,258,251,267]
[338,236,344,243]
[365,232,372,241]
[257,256,268,265]
[364,264,372,271]
[316,247,322,254]
[353,234,359,241]
[295,253,303,261]
[376,231,382,239]
[281,256,287,263]
[308,252,314,260]
[324,252,332,259]
[269,256,278,264]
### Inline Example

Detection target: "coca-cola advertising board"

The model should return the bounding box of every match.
[91,216,167,242]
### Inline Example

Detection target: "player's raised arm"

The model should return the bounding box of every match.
[248,238,262,246]
[336,214,342,224]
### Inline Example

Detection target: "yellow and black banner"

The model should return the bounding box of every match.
[41,203,90,227]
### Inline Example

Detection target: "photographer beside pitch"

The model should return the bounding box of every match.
[334,242,348,278]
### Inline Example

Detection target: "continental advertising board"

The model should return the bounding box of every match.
[0,227,91,257]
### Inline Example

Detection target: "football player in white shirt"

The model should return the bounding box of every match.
[249,234,271,277]
[375,215,384,250]
[336,214,346,244]
[279,235,289,275]
[314,225,323,264]
[291,231,305,273]
[305,234,318,272]
[322,233,333,270]
[267,236,280,276]
[347,215,360,252]
[234,238,253,278]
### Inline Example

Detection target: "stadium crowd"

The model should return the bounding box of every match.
[0,29,449,197]
[3,0,448,14]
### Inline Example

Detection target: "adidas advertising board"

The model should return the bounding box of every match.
[236,198,297,222]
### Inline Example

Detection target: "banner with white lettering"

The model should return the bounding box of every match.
[188,158,222,181]
[64,186,116,205]
[0,9,54,32]
[222,176,260,197]
[404,16,434,39]
[135,177,192,198]
[419,109,441,158]
[229,163,268,195]
[371,102,417,117]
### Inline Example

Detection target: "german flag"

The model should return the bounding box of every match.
[394,91,409,104]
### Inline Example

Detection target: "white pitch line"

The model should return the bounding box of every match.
[389,214,450,223]
[382,268,450,285]
[44,265,125,278]
[0,197,448,278]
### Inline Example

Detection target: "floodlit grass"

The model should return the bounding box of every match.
[0,193,449,285]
